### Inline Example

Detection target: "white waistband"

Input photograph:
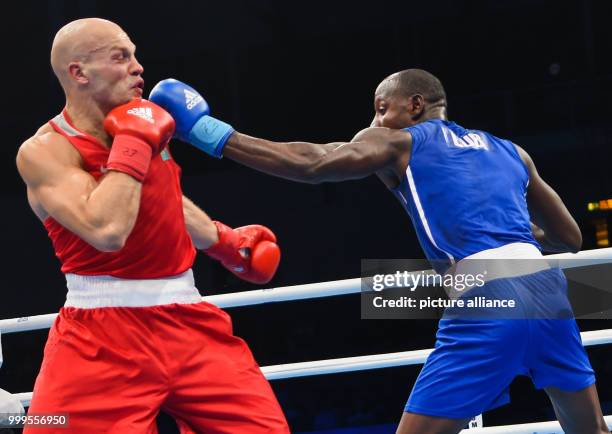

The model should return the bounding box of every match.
[462,242,543,261]
[446,243,550,295]
[64,269,202,308]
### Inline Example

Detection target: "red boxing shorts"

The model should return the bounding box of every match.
[25,270,289,433]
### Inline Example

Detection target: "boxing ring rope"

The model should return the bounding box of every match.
[261,328,612,380]
[2,247,611,334]
[3,247,612,432]
[10,328,612,400]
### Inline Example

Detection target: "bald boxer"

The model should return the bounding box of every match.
[150,71,609,434]
[16,18,288,433]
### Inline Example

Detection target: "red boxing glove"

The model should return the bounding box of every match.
[204,221,281,284]
[103,99,175,182]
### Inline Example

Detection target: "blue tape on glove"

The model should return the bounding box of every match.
[188,115,234,158]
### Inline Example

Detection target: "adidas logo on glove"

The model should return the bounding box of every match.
[127,107,154,124]
[184,89,203,110]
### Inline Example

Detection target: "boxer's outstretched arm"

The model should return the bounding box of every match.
[148,79,409,180]
[223,128,410,184]
[16,132,143,252]
[182,196,219,249]
[515,145,582,253]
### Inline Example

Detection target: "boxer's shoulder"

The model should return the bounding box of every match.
[29,123,71,149]
[19,126,81,168]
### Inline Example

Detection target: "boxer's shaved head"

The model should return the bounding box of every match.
[51,18,131,90]
[376,69,447,109]
[371,69,448,128]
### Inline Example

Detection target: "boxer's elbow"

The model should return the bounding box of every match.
[280,143,335,184]
[300,167,319,184]
[92,226,129,252]
[545,227,582,254]
[98,238,126,252]
[93,237,126,252]
[299,155,340,184]
[276,158,326,184]
[556,219,582,253]
[301,163,329,184]
[564,230,582,253]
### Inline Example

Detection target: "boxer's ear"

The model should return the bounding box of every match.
[408,94,425,119]
[68,61,89,85]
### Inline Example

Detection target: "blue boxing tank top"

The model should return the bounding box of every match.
[390,119,539,270]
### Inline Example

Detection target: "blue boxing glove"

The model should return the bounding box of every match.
[149,79,234,158]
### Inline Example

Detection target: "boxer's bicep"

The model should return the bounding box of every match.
[304,128,410,182]
[17,136,95,218]
[304,141,391,181]
[17,135,127,250]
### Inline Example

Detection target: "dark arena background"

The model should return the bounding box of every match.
[1,0,612,432]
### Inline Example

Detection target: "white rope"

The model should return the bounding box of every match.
[0,279,360,334]
[12,328,612,407]
[260,329,612,380]
[459,415,612,433]
[1,247,611,334]
[0,314,58,334]
[14,392,31,408]
[262,349,433,380]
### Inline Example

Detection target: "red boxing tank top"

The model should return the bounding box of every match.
[44,109,196,278]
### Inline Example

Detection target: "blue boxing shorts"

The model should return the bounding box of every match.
[405,267,595,419]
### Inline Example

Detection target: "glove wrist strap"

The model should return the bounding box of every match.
[203,221,242,266]
[106,134,153,182]
[188,116,234,159]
